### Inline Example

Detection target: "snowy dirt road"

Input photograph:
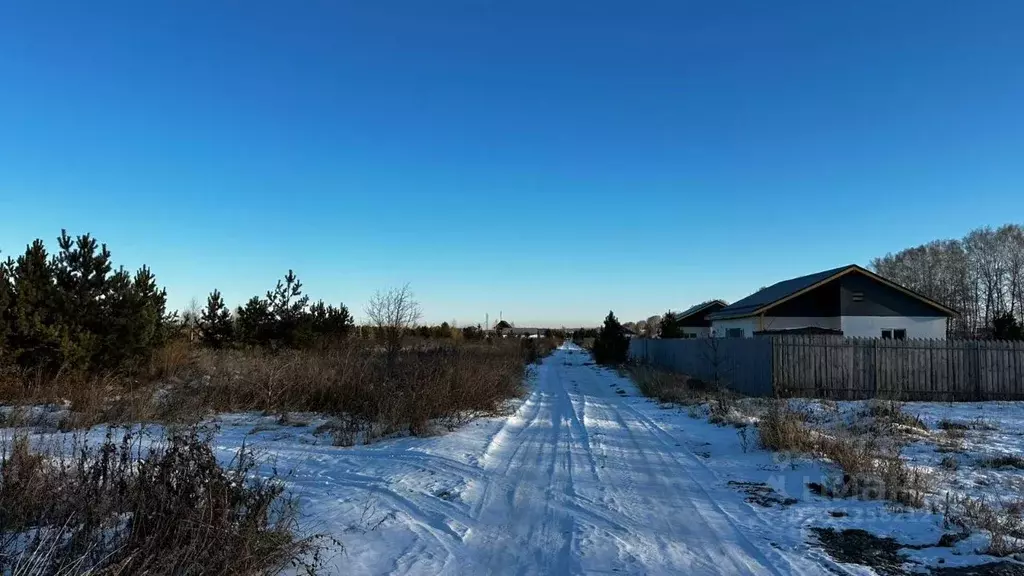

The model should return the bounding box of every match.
[218,344,843,575]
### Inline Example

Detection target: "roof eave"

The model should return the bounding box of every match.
[708,310,763,321]
[678,300,726,321]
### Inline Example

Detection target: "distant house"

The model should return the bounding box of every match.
[707,265,956,340]
[507,327,544,338]
[673,300,728,338]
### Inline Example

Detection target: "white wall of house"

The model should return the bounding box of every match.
[759,316,842,332]
[681,327,711,338]
[711,316,842,337]
[709,317,758,338]
[841,316,947,339]
[712,316,948,339]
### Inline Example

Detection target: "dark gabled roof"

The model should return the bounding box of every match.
[675,300,728,322]
[707,264,957,320]
[708,266,850,320]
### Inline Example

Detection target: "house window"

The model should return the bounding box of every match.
[852,291,865,302]
[726,328,745,338]
[881,329,907,340]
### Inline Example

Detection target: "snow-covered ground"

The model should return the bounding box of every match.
[202,343,837,574]
[5,342,1024,574]
[794,397,1024,511]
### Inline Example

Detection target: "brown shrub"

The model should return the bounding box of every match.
[1,339,538,437]
[757,400,931,508]
[758,400,813,452]
[943,494,1024,556]
[980,455,1024,470]
[184,341,528,435]
[625,365,720,406]
[0,428,325,575]
[865,399,926,430]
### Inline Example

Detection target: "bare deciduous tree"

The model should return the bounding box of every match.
[644,315,662,338]
[871,223,1024,338]
[364,283,422,367]
[182,296,202,342]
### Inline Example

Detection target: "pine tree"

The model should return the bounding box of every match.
[200,290,234,349]
[52,231,114,370]
[235,296,272,346]
[266,270,310,347]
[659,311,684,339]
[592,310,630,365]
[95,267,133,369]
[0,253,11,354]
[7,240,64,372]
[308,300,354,348]
[129,265,170,355]
[96,264,170,371]
[2,231,171,375]
[992,312,1024,340]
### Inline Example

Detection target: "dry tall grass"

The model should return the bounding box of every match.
[1,338,555,437]
[0,339,556,573]
[627,364,932,509]
[0,428,326,575]
[624,365,720,406]
[761,399,932,508]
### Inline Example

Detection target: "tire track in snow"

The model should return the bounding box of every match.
[245,344,844,575]
[611,379,857,575]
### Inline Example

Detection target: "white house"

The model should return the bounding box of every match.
[707,265,956,340]
[672,300,728,338]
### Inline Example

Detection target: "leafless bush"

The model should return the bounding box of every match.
[624,365,721,406]
[865,399,926,431]
[940,455,960,471]
[171,341,529,438]
[520,338,557,364]
[938,419,970,431]
[758,400,814,452]
[2,339,540,438]
[979,455,1024,470]
[758,400,931,508]
[0,428,327,575]
[943,494,1024,556]
[364,283,422,369]
[810,421,932,508]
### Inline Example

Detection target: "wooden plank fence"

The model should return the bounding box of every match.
[629,336,1024,401]
[773,336,1024,401]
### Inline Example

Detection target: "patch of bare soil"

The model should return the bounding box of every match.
[728,481,797,508]
[812,527,910,576]
[933,563,1024,575]
[811,528,1024,576]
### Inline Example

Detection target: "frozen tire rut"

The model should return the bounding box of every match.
[235,343,837,575]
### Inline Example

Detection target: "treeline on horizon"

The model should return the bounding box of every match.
[0,230,573,378]
[871,223,1024,340]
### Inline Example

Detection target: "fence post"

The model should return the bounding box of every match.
[871,338,879,398]
[974,340,982,402]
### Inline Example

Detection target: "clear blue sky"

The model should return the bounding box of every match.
[1,1,1022,327]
